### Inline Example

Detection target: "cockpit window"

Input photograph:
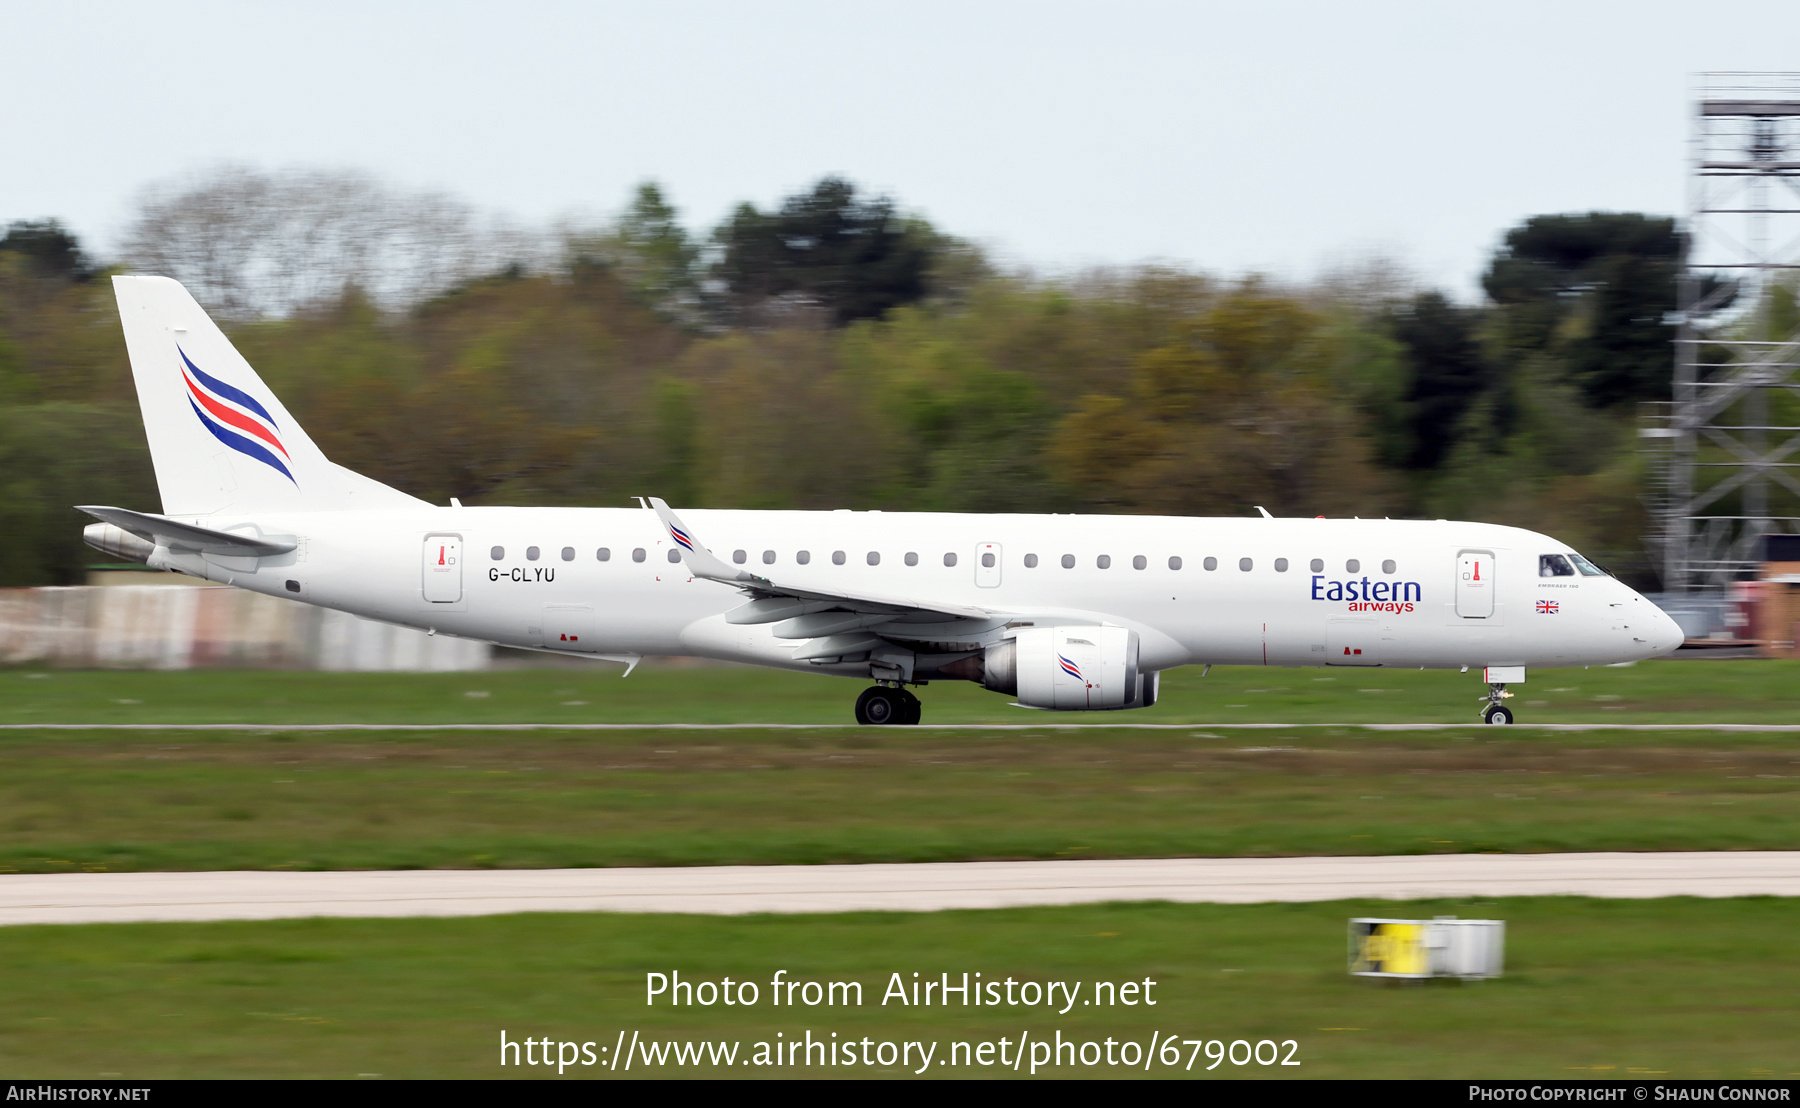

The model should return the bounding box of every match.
[1539,554,1575,577]
[1567,551,1608,577]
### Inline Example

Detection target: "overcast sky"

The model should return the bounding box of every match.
[3,0,1795,296]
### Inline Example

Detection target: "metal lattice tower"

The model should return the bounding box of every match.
[1646,73,1800,592]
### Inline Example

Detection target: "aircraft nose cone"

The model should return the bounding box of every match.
[1651,606,1685,654]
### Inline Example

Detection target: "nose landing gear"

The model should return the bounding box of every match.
[1479,682,1515,725]
[854,684,922,725]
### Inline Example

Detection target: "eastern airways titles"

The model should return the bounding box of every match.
[1312,574,1421,614]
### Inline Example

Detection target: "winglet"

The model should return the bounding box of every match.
[1255,506,1273,519]
[646,497,767,587]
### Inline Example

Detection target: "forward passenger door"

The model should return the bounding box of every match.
[1456,550,1494,618]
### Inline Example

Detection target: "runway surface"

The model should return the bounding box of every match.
[3,852,1797,925]
[4,722,1800,731]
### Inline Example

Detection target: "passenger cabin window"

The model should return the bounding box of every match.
[1203,557,1217,571]
[596,547,610,562]
[733,550,747,564]
[527,546,540,561]
[1569,552,1608,577]
[632,548,646,563]
[491,546,505,560]
[833,551,846,565]
[1061,554,1075,569]
[561,547,574,561]
[796,550,811,565]
[763,550,776,564]
[905,552,918,566]
[1346,559,1359,572]
[667,549,681,563]
[866,551,880,565]
[1168,556,1183,570]
[1540,554,1576,577]
[1024,553,1038,568]
[1133,555,1146,570]
[1096,555,1111,569]
[1310,558,1323,572]
[1239,557,1253,571]
[1274,558,1288,572]
[982,552,996,568]
[1382,559,1396,574]
[944,552,957,567]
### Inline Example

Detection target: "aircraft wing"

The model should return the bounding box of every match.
[647,497,1001,626]
[76,505,297,558]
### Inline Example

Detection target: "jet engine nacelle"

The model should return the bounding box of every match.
[82,522,156,565]
[981,626,1156,710]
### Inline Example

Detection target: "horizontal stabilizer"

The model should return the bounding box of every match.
[75,506,295,558]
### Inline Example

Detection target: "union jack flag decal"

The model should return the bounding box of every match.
[1536,600,1559,614]
[1058,653,1083,681]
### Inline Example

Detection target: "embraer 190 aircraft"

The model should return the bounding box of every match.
[81,277,1684,725]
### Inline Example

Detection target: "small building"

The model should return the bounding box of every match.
[0,574,489,671]
[1746,535,1800,658]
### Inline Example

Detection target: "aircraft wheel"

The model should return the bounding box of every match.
[1482,704,1514,725]
[896,688,922,725]
[855,686,904,725]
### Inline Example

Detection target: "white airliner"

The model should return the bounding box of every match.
[81,277,1683,724]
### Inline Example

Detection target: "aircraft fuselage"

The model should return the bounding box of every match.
[150,505,1681,677]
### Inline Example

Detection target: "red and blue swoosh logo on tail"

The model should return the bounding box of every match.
[179,347,295,485]
[1058,654,1083,681]
[667,524,695,552]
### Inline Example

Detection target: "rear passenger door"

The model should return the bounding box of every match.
[422,535,462,603]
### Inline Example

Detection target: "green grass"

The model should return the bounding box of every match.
[2,667,1793,1079]
[1,725,1797,872]
[1,898,1795,1079]
[2,656,1799,725]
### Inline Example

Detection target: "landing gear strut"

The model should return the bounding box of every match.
[855,684,921,725]
[1479,683,1514,725]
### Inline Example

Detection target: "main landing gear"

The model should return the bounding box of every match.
[855,684,922,726]
[1479,683,1515,725]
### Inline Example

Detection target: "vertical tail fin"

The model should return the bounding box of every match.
[112,275,425,516]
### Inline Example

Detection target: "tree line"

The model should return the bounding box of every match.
[0,168,1726,589]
